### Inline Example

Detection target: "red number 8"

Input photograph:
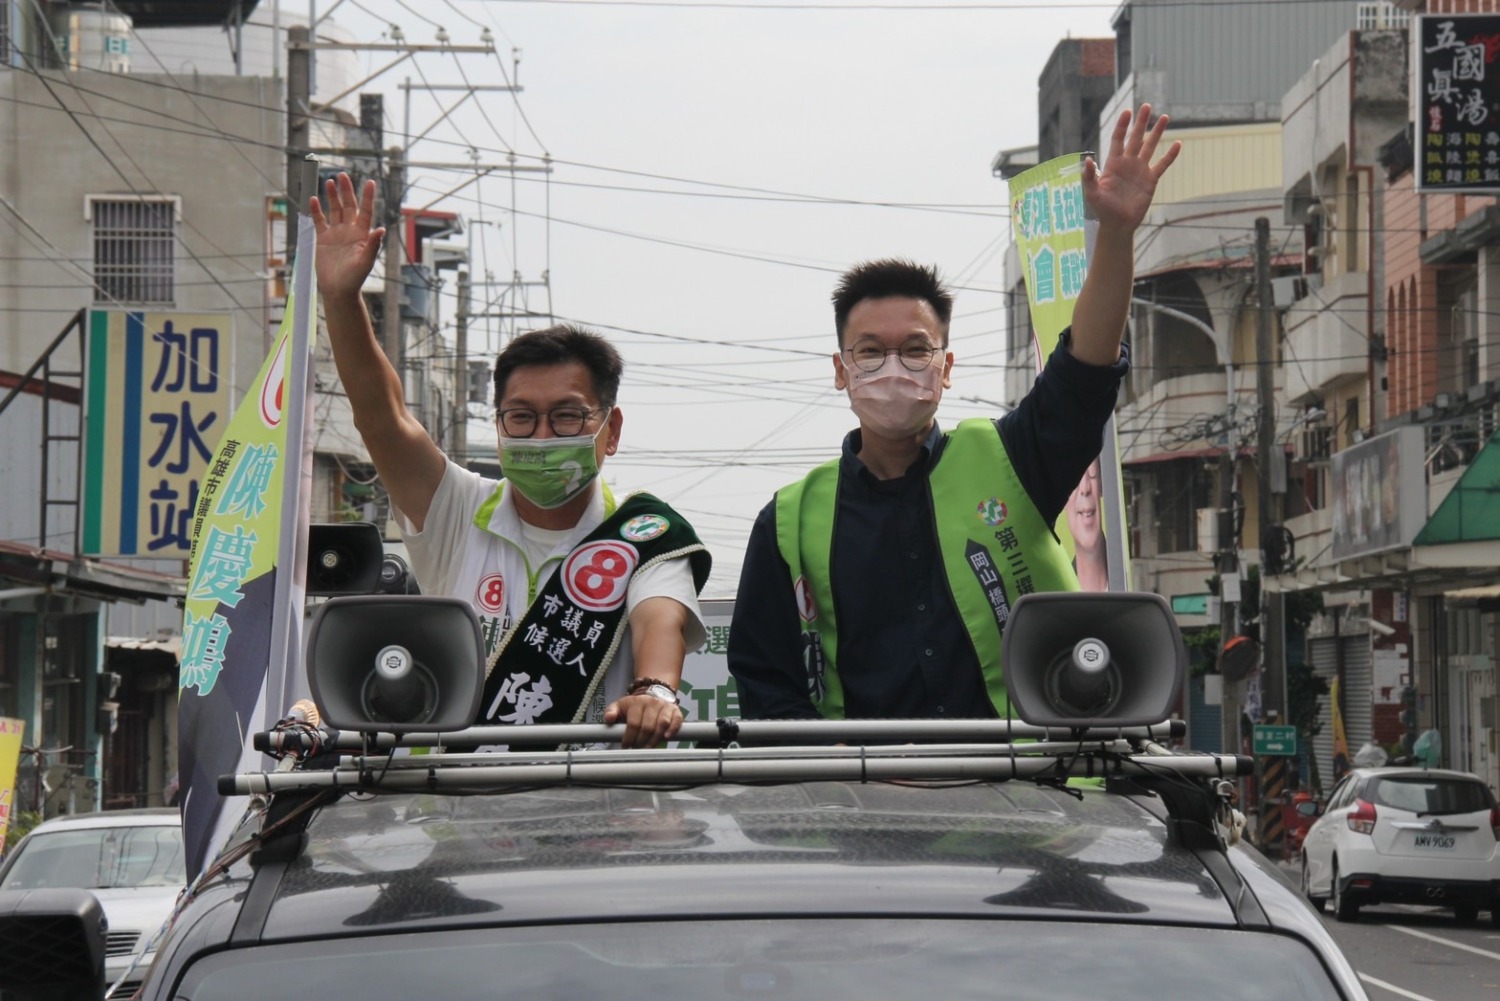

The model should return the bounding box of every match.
[476,573,505,613]
[573,548,630,600]
[561,541,639,611]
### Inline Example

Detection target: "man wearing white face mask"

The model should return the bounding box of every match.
[312,173,709,748]
[728,104,1179,722]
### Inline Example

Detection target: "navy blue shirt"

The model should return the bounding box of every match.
[728,332,1128,720]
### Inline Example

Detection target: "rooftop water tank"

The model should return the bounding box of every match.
[51,3,132,74]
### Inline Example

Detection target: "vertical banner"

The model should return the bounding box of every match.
[1416,14,1500,193]
[82,311,232,557]
[1330,676,1351,783]
[0,717,24,851]
[177,216,317,879]
[1008,154,1130,591]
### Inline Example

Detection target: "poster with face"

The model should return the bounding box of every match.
[1067,459,1108,591]
[1009,156,1128,591]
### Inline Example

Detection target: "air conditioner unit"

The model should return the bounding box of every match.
[1270,275,1307,309]
[69,776,99,814]
[1196,508,1220,555]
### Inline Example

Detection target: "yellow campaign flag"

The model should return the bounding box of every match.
[177,214,318,878]
[1008,154,1129,592]
[0,717,26,850]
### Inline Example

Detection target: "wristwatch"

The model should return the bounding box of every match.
[641,683,681,708]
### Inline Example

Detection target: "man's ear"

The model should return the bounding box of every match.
[941,349,955,389]
[604,406,624,455]
[832,352,850,391]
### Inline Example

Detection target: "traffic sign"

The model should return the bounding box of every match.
[1253,724,1297,756]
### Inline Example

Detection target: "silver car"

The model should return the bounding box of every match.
[1300,766,1500,924]
[0,808,185,995]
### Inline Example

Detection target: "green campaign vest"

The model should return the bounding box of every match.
[478,492,710,727]
[775,418,1078,717]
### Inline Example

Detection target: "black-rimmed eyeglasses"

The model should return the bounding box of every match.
[497,407,606,438]
[842,338,943,373]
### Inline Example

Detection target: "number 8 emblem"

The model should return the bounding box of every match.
[561,540,639,611]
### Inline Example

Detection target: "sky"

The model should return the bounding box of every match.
[314,0,1122,596]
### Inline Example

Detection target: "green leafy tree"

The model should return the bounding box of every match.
[3,810,43,856]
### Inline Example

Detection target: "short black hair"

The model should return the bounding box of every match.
[831,259,954,346]
[492,323,624,409]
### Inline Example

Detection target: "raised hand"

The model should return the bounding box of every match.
[310,172,386,302]
[1083,104,1181,234]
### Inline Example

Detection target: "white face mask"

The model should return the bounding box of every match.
[843,354,944,439]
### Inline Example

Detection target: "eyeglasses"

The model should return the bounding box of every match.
[842,337,943,373]
[497,406,606,438]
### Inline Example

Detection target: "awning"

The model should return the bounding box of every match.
[1413,427,1500,547]
[1444,583,1500,603]
[1420,204,1500,265]
[107,635,182,656]
[0,539,184,604]
[1123,444,1283,467]
[1264,429,1500,595]
[1137,250,1302,280]
[112,1,259,27]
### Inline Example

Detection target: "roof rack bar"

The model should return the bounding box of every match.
[254,718,1186,754]
[337,739,1143,770]
[221,748,1252,795]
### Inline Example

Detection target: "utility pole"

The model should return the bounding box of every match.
[382,147,406,374]
[1218,430,1240,761]
[468,275,555,341]
[285,26,312,272]
[1254,215,1284,728]
[1130,297,1247,758]
[1253,215,1289,849]
[453,268,470,462]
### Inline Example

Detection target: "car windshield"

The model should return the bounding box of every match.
[0,825,185,890]
[1367,775,1496,815]
[175,919,1347,1000]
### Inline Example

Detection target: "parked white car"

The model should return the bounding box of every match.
[1300,766,1500,924]
[0,808,184,995]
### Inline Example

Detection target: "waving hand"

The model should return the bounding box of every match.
[1083,104,1180,234]
[310,173,386,302]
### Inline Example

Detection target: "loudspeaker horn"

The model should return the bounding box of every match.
[376,551,421,595]
[307,522,384,596]
[306,595,484,732]
[1000,591,1186,728]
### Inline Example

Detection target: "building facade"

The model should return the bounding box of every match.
[0,1,463,815]
[1047,0,1500,796]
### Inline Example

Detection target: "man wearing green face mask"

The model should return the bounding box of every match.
[312,173,711,749]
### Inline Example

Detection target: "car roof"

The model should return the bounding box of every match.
[141,717,1370,1000]
[239,779,1239,940]
[1346,766,1487,783]
[26,809,180,833]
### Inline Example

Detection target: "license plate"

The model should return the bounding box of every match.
[1412,833,1456,850]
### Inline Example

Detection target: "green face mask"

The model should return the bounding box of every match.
[499,419,607,509]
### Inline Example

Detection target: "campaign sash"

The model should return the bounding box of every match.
[477,494,709,727]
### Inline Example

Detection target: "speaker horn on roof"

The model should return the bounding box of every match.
[1000,592,1186,728]
[306,596,484,733]
[307,522,384,596]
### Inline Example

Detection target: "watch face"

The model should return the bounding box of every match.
[645,684,679,704]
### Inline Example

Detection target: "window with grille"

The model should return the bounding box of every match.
[0,1,10,70]
[1355,2,1410,31]
[90,197,177,304]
